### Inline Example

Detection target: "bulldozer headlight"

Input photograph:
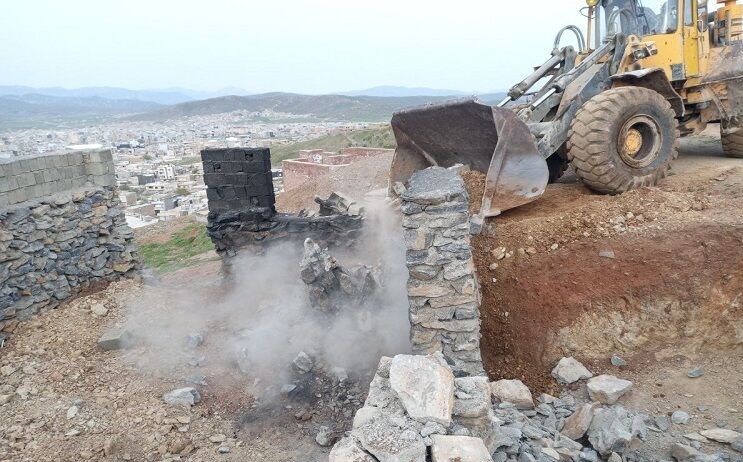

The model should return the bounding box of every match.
[586,0,600,7]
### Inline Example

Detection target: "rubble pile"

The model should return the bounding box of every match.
[330,354,743,462]
[300,238,377,314]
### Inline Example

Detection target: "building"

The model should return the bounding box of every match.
[281,147,394,191]
[157,164,176,180]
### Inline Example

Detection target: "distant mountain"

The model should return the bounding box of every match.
[0,85,253,105]
[130,92,507,122]
[0,94,162,128]
[341,86,470,97]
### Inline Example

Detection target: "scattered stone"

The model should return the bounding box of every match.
[316,426,336,447]
[671,443,703,461]
[610,355,627,367]
[561,403,599,440]
[209,434,226,443]
[599,250,616,259]
[356,416,426,462]
[66,405,79,419]
[97,328,135,351]
[430,435,493,462]
[329,437,378,462]
[90,304,108,316]
[218,446,230,454]
[490,379,533,410]
[587,406,640,456]
[420,421,447,438]
[687,367,704,378]
[731,438,743,453]
[185,333,204,349]
[162,388,201,407]
[389,354,455,426]
[699,428,742,443]
[607,453,622,462]
[684,433,709,443]
[541,447,560,460]
[492,247,507,260]
[292,351,314,374]
[671,410,690,425]
[551,357,593,384]
[586,375,632,404]
[655,415,671,431]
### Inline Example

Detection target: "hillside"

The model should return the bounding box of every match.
[270,125,395,164]
[130,92,507,122]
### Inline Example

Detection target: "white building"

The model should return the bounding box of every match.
[157,164,176,180]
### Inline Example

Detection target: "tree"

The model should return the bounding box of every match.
[175,187,190,196]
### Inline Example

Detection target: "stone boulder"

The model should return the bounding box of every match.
[389,354,455,426]
[561,402,599,440]
[699,428,742,443]
[356,416,427,462]
[430,435,493,462]
[551,357,593,384]
[329,437,377,462]
[587,406,640,456]
[586,375,633,404]
[490,379,534,410]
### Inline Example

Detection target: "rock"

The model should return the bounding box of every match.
[610,355,627,367]
[218,446,230,454]
[587,406,637,456]
[389,354,455,426]
[66,405,79,419]
[292,351,314,374]
[541,447,560,460]
[655,415,671,431]
[731,437,743,453]
[671,443,703,461]
[699,428,742,443]
[329,437,378,462]
[607,453,622,462]
[490,379,533,410]
[331,367,349,383]
[90,304,108,316]
[316,426,336,447]
[0,394,13,404]
[551,357,593,384]
[162,388,201,407]
[430,435,493,462]
[185,333,203,349]
[671,410,690,425]
[561,402,599,440]
[420,421,447,438]
[356,416,426,462]
[209,434,226,443]
[586,375,632,404]
[687,367,704,378]
[97,328,135,351]
[599,250,616,259]
[683,433,709,443]
[492,247,507,260]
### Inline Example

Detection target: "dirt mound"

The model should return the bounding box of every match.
[465,134,743,393]
[276,153,393,213]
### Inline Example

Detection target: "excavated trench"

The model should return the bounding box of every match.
[461,151,743,393]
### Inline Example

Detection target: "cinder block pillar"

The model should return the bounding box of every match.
[400,167,484,377]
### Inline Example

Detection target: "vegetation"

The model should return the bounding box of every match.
[175,186,190,196]
[270,125,395,164]
[139,223,214,273]
[175,156,200,166]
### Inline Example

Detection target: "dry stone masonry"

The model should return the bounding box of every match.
[400,167,484,377]
[201,148,363,256]
[0,150,139,339]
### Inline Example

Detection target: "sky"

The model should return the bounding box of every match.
[0,0,590,94]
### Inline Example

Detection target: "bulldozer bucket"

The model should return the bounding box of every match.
[389,99,548,217]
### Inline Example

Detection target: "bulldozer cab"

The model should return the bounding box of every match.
[595,0,707,80]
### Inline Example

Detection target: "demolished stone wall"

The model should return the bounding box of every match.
[201,148,363,256]
[399,167,484,377]
[0,150,139,340]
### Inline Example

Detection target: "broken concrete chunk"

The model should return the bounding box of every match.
[389,354,455,426]
[699,428,742,443]
[329,437,378,462]
[490,379,533,410]
[292,351,314,374]
[586,375,632,404]
[97,327,135,351]
[430,435,493,462]
[162,387,201,407]
[561,402,599,440]
[551,357,593,384]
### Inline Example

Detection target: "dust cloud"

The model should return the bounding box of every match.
[123,197,411,398]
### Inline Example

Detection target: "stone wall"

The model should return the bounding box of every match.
[202,148,363,256]
[0,150,139,340]
[400,167,484,377]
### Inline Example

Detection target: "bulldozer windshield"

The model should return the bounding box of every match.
[598,0,679,40]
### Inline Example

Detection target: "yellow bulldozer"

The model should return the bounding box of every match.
[390,0,743,217]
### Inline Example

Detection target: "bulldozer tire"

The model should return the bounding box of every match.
[567,87,679,194]
[721,128,743,158]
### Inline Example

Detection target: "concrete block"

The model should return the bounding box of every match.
[17,172,36,188]
[86,163,109,176]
